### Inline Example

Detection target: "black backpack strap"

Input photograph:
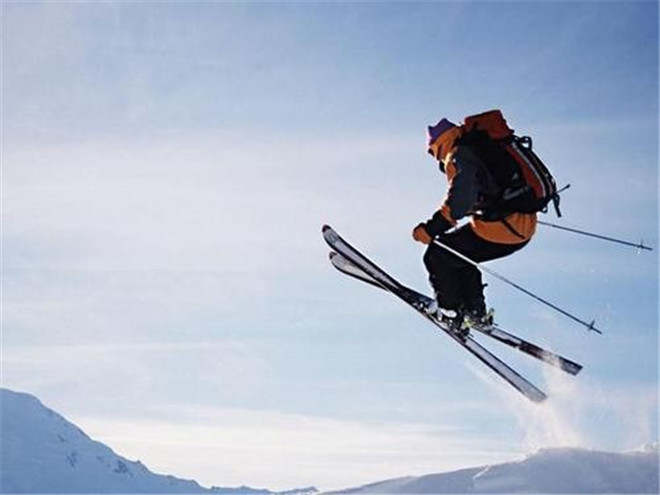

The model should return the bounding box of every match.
[552,184,571,218]
[471,211,528,240]
[499,217,526,240]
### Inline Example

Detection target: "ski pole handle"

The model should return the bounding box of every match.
[431,238,603,334]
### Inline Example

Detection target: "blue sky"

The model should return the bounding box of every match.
[2,1,658,491]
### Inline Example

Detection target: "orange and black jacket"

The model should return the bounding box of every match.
[430,130,537,245]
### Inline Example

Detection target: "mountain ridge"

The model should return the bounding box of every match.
[2,387,657,494]
[323,444,659,494]
[1,388,210,494]
[0,388,317,495]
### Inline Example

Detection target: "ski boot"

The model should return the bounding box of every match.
[423,300,470,340]
[436,307,471,340]
[457,296,494,329]
[462,307,495,329]
[422,299,439,316]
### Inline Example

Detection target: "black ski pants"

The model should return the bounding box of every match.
[423,224,529,312]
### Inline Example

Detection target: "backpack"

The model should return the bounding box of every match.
[458,110,562,219]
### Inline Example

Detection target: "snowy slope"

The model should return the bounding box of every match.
[3,387,657,494]
[0,388,209,494]
[326,445,659,494]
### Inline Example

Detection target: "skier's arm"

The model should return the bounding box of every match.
[440,145,481,222]
[412,145,484,244]
[420,145,481,235]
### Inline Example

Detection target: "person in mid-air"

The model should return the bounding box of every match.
[412,112,538,327]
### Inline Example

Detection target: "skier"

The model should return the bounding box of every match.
[412,115,537,326]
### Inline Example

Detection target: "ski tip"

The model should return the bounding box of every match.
[322,224,332,232]
[328,251,338,260]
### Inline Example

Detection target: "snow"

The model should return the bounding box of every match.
[470,447,660,493]
[0,388,319,495]
[2,387,657,494]
[325,445,659,494]
[0,389,208,494]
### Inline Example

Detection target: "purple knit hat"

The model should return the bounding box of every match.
[427,118,457,147]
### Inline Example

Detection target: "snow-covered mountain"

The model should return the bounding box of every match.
[0,388,317,495]
[1,388,210,494]
[325,444,659,494]
[3,387,658,494]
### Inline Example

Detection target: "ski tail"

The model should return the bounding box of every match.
[462,338,548,403]
[475,324,583,376]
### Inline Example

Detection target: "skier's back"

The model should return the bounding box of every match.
[412,111,538,326]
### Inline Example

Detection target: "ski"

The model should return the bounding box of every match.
[322,225,548,403]
[329,251,582,376]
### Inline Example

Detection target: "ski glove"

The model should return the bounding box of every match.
[424,210,454,237]
[413,212,453,245]
[412,224,432,245]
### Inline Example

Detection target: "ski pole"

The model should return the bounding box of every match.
[538,221,653,251]
[431,238,602,334]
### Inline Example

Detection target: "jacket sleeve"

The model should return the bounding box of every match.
[439,145,483,222]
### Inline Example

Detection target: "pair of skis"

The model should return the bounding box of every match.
[322,224,582,403]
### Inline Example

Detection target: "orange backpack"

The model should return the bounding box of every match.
[460,110,562,218]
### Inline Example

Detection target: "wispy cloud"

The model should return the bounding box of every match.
[72,404,518,491]
[2,340,270,407]
[2,132,422,346]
